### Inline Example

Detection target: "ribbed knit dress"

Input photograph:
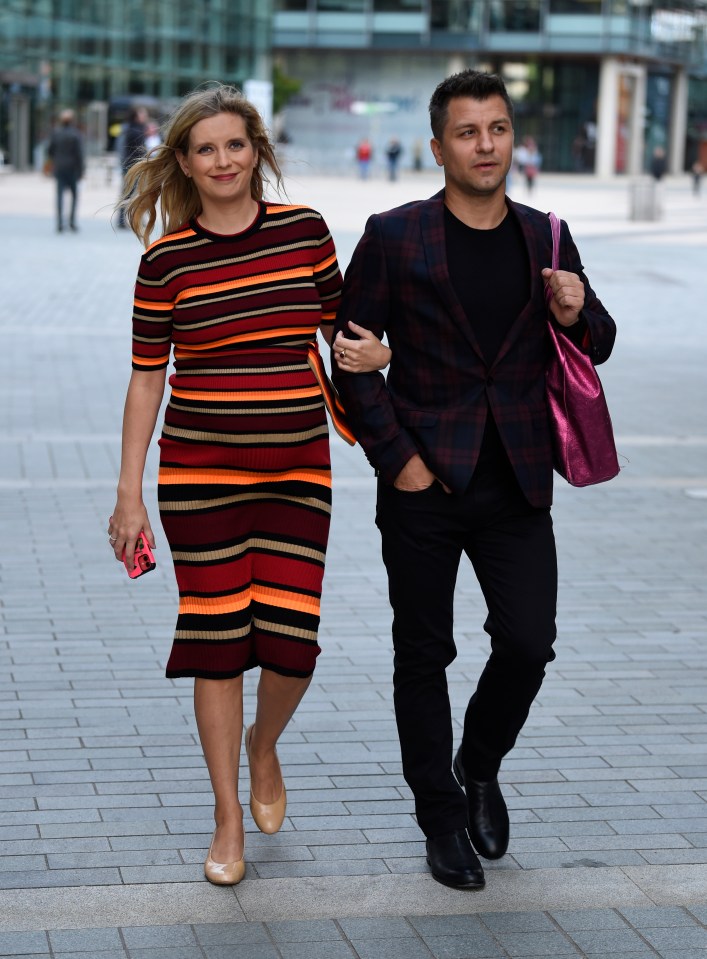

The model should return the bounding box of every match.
[131,203,342,679]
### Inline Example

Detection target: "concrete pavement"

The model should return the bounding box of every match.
[1,167,707,957]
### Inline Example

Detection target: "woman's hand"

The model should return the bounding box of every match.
[108,498,156,571]
[334,322,392,373]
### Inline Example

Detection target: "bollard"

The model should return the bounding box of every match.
[629,177,661,221]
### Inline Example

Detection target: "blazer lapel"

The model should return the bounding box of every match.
[490,199,549,369]
[420,193,486,363]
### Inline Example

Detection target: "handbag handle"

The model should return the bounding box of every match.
[544,212,561,304]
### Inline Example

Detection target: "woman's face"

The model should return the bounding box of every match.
[177,112,258,210]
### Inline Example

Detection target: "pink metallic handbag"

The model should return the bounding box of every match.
[545,212,619,487]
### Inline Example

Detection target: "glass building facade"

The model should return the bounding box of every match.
[0,0,272,168]
[273,0,707,174]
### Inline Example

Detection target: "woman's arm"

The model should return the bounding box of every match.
[109,368,167,568]
[333,321,392,373]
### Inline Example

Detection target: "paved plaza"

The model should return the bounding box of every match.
[0,165,706,957]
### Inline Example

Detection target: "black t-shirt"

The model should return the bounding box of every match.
[444,206,531,475]
[444,205,530,365]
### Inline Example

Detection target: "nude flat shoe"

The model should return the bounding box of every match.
[204,830,245,885]
[245,723,287,834]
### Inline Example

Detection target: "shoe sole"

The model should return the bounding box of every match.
[426,861,485,890]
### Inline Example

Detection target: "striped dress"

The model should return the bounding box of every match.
[131,203,342,679]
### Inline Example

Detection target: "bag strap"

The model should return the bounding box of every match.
[544,211,561,304]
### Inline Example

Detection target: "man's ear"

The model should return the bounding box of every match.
[430,137,444,168]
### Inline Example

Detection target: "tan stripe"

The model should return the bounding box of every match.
[171,536,326,564]
[174,621,319,643]
[174,627,251,641]
[173,283,314,325]
[167,400,325,416]
[159,491,332,515]
[174,362,310,376]
[176,294,319,321]
[161,423,329,446]
[252,617,319,643]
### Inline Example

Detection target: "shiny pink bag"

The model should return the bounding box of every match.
[545,212,619,487]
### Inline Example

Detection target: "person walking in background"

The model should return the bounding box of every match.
[332,69,615,891]
[108,85,390,888]
[117,107,147,227]
[356,138,372,179]
[386,137,403,181]
[517,134,541,191]
[692,160,704,196]
[46,109,84,233]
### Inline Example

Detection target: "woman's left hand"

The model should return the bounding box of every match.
[334,322,392,373]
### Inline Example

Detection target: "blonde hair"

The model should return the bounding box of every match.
[118,84,283,247]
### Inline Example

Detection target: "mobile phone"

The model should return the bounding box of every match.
[123,532,156,579]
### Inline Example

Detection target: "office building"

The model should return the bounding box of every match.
[0,0,272,169]
[273,0,707,175]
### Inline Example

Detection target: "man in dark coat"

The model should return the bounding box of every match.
[332,70,615,891]
[47,109,85,233]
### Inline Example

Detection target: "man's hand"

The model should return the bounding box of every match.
[542,268,585,327]
[394,454,449,493]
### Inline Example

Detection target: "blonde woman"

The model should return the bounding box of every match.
[108,85,390,884]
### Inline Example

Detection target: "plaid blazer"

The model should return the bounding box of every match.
[332,192,616,507]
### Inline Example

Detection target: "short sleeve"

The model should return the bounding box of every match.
[131,248,175,371]
[311,214,342,331]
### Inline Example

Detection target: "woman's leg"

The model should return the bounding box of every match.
[248,670,311,803]
[194,675,244,862]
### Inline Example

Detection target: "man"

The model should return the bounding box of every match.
[117,107,147,228]
[332,71,615,890]
[47,109,85,233]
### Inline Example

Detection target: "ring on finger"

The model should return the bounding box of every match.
[340,349,346,360]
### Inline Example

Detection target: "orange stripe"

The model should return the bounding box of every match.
[158,466,332,487]
[315,252,337,272]
[178,592,251,615]
[145,227,196,253]
[134,299,174,312]
[178,585,320,617]
[132,354,169,367]
[174,266,314,304]
[169,386,322,401]
[266,204,309,213]
[172,325,318,353]
[253,584,320,615]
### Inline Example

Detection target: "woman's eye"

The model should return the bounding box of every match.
[229,141,244,150]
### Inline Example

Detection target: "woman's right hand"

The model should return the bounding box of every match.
[334,321,392,373]
[108,497,156,570]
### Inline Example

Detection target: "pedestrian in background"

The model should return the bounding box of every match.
[46,109,84,233]
[516,134,541,191]
[386,137,403,181]
[333,69,615,891]
[117,107,147,227]
[356,138,372,179]
[692,160,703,196]
[109,84,390,888]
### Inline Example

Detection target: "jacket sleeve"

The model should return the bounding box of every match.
[558,220,616,365]
[332,214,419,483]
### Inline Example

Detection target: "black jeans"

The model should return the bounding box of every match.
[376,462,557,838]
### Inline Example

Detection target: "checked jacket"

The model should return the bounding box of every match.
[331,191,616,508]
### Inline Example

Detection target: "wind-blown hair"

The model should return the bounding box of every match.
[429,70,514,141]
[117,84,283,247]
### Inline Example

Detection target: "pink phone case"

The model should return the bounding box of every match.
[123,533,156,579]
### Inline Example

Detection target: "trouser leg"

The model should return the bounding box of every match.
[376,480,467,838]
[461,479,557,781]
[68,177,78,227]
[56,177,64,229]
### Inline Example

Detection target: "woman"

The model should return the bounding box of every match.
[108,85,390,885]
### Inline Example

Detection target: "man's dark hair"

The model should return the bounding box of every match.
[429,70,514,140]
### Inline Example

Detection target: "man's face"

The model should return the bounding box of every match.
[430,95,514,199]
